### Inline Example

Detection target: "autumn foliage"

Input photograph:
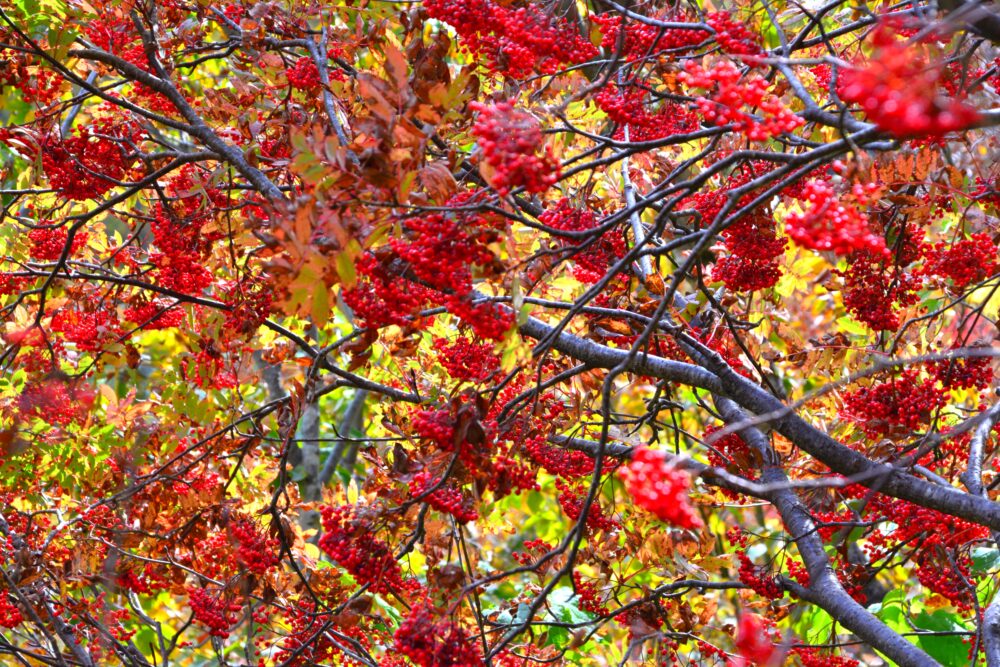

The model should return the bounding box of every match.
[2,0,1000,666]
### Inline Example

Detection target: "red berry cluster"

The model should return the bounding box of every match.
[115,563,169,595]
[512,538,553,565]
[444,294,514,341]
[915,554,976,610]
[0,272,30,296]
[848,488,988,610]
[123,301,186,330]
[188,587,242,637]
[594,82,699,142]
[591,13,707,62]
[286,56,321,90]
[784,180,888,257]
[838,249,922,331]
[618,447,702,529]
[470,101,559,195]
[318,504,405,594]
[229,517,280,575]
[147,168,225,295]
[390,202,504,295]
[394,602,484,667]
[36,115,142,200]
[0,48,62,104]
[27,226,88,261]
[703,425,758,480]
[793,648,860,667]
[0,594,22,629]
[930,346,994,391]
[706,11,763,56]
[711,213,787,291]
[424,0,596,78]
[736,551,782,599]
[555,479,620,533]
[572,571,609,616]
[786,557,810,587]
[837,25,980,137]
[343,252,436,329]
[538,198,626,284]
[524,433,594,478]
[433,336,500,383]
[345,192,513,338]
[51,308,122,352]
[922,232,998,289]
[409,471,478,524]
[681,60,804,141]
[840,370,946,438]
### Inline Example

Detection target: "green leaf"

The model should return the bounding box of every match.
[971,547,1000,575]
[913,611,970,666]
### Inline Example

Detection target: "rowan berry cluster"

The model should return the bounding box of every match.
[0,272,29,296]
[735,613,777,666]
[838,250,922,330]
[736,552,782,599]
[470,102,559,195]
[793,648,860,667]
[433,337,499,383]
[394,602,484,667]
[40,125,135,200]
[444,294,514,341]
[221,277,274,336]
[922,232,998,288]
[286,56,321,90]
[424,0,596,78]
[318,504,405,594]
[148,173,224,295]
[837,27,980,137]
[116,563,168,595]
[594,83,699,142]
[188,587,242,637]
[703,425,758,479]
[618,447,702,529]
[343,252,436,328]
[784,180,888,256]
[524,433,594,478]
[276,602,358,666]
[681,60,804,141]
[711,213,787,291]
[930,347,994,391]
[0,49,62,104]
[346,193,512,338]
[538,198,626,284]
[27,226,88,261]
[122,301,186,331]
[852,490,988,609]
[591,13,707,61]
[390,205,502,294]
[409,471,478,524]
[572,571,609,616]
[512,538,553,565]
[0,594,22,629]
[51,309,122,352]
[841,370,945,438]
[229,517,280,575]
[555,480,620,533]
[706,12,763,57]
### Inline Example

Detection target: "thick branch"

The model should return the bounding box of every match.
[714,397,938,667]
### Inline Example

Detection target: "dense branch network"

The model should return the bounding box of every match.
[1,0,1000,666]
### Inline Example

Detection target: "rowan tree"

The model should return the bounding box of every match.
[1,0,1000,666]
